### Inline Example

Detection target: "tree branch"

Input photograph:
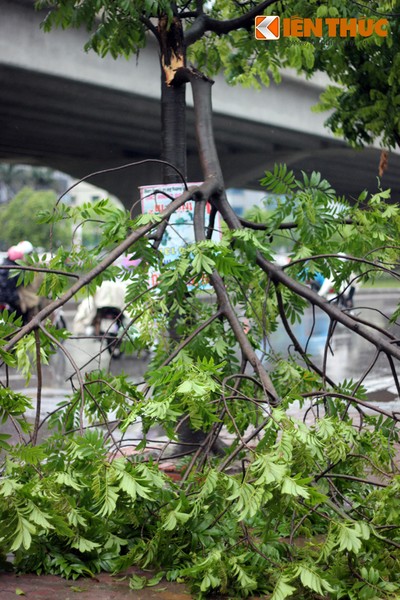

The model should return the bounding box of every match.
[259,258,400,361]
[140,15,160,41]
[4,181,217,352]
[275,285,336,387]
[239,216,354,231]
[31,330,43,446]
[284,253,400,279]
[317,472,388,488]
[54,158,188,210]
[38,322,86,435]
[302,390,399,421]
[211,270,279,404]
[187,67,279,405]
[0,264,79,279]
[185,0,280,45]
[211,180,400,363]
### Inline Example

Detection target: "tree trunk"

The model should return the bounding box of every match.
[159,16,205,454]
[159,16,187,182]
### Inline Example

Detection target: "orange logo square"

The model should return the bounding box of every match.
[255,15,280,40]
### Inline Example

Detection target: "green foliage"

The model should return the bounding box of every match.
[35,0,174,58]
[0,389,33,444]
[312,7,400,149]
[257,165,400,297]
[187,0,400,148]
[1,161,400,597]
[2,384,400,596]
[37,196,132,252]
[0,187,70,250]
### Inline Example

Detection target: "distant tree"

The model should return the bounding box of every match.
[25,167,57,190]
[310,9,400,150]
[0,187,71,250]
[0,164,64,203]
[0,164,25,203]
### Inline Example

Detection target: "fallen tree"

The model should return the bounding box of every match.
[1,1,400,597]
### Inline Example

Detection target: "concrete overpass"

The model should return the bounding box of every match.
[1,0,399,209]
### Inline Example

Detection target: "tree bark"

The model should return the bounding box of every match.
[159,16,187,182]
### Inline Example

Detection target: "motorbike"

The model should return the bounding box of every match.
[92,306,126,358]
[318,281,356,309]
[51,306,67,330]
[72,281,131,359]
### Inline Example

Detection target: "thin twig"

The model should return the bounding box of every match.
[0,264,79,278]
[302,390,399,421]
[317,472,388,488]
[38,323,85,435]
[31,330,43,446]
[275,286,336,387]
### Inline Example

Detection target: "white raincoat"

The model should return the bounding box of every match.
[72,280,128,334]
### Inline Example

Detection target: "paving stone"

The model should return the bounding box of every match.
[0,569,191,600]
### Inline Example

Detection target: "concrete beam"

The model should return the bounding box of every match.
[1,0,333,137]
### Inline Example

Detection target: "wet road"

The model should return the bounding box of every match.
[1,289,399,439]
[265,290,400,405]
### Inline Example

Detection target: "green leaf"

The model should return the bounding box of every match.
[28,503,54,530]
[295,565,334,595]
[260,164,297,195]
[135,213,163,226]
[227,481,263,520]
[162,508,190,531]
[281,476,310,499]
[270,577,297,600]
[129,574,147,590]
[251,453,287,485]
[0,433,11,451]
[70,537,101,553]
[147,572,165,587]
[336,522,369,554]
[95,484,119,518]
[10,516,36,552]
[55,472,82,491]
[176,380,193,394]
[191,251,215,275]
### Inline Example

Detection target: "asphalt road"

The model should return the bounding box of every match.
[267,289,400,406]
